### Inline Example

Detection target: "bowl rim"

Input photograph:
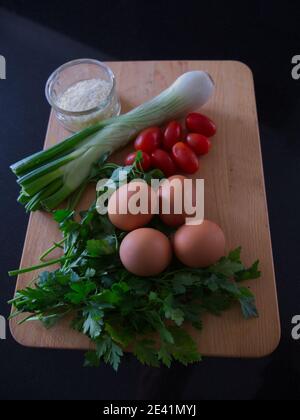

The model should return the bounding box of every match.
[45,58,116,116]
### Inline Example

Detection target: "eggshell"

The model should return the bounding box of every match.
[174,220,225,268]
[120,228,172,276]
[108,181,157,231]
[159,175,196,227]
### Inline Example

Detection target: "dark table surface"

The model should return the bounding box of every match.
[0,1,300,400]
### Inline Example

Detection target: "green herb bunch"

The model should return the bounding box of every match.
[9,158,260,370]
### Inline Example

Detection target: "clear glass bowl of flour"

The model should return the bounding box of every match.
[45,59,121,132]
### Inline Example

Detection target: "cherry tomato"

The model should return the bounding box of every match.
[125,151,152,172]
[171,142,199,174]
[134,127,162,154]
[186,113,216,137]
[186,133,211,156]
[151,149,177,177]
[163,120,182,150]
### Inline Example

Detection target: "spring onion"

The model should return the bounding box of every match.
[11,71,214,211]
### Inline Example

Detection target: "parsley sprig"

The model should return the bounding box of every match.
[9,159,260,370]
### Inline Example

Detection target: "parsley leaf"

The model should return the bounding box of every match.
[85,336,123,371]
[235,260,261,282]
[86,237,117,256]
[158,345,172,368]
[210,257,244,277]
[84,351,100,368]
[102,338,123,371]
[238,287,259,319]
[165,327,202,366]
[105,321,134,347]
[65,281,96,304]
[228,246,242,262]
[163,295,185,326]
[133,339,160,367]
[82,306,104,339]
[172,272,198,294]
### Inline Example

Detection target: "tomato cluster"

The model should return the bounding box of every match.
[124,112,216,175]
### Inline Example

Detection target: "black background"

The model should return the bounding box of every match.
[0,0,300,400]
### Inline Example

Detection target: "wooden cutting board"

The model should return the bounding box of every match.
[10,61,281,358]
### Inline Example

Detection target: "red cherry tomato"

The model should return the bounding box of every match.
[134,127,162,154]
[125,151,152,172]
[163,120,182,150]
[186,113,216,137]
[151,149,177,177]
[186,133,211,156]
[171,142,199,174]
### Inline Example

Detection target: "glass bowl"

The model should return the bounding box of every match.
[45,58,121,132]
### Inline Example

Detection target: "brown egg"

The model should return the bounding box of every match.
[159,175,196,227]
[174,220,226,268]
[108,181,157,231]
[120,228,172,276]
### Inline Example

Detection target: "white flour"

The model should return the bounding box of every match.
[57,78,111,112]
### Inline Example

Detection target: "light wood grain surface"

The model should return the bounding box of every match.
[10,61,281,357]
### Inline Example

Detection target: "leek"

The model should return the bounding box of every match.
[11,71,214,211]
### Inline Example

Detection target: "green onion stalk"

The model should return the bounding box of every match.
[11,71,215,212]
